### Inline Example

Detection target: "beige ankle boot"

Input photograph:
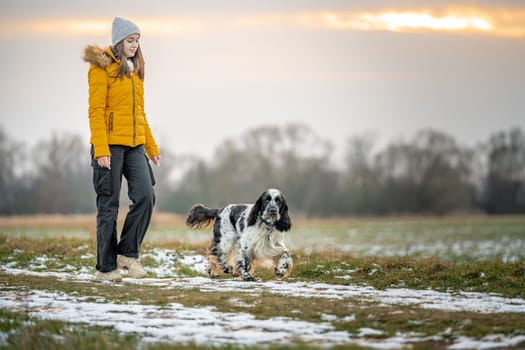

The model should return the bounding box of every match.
[117,255,147,278]
[95,269,122,281]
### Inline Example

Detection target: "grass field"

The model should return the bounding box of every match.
[1,213,525,349]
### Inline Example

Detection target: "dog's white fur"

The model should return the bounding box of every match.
[186,188,292,281]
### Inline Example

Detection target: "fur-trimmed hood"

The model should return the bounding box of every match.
[83,45,117,68]
[84,43,159,160]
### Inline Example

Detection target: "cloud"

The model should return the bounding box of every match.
[1,6,525,38]
[0,17,204,37]
[299,7,525,37]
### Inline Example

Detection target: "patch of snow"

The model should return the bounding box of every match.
[450,334,525,350]
[178,255,208,274]
[28,255,55,270]
[60,265,77,272]
[141,249,207,277]
[143,248,178,265]
[142,248,178,278]
[320,313,338,321]
[335,275,352,280]
[3,260,525,315]
[139,277,525,314]
[0,289,350,346]
[358,327,384,337]
[228,298,255,308]
[0,332,8,347]
[342,314,356,322]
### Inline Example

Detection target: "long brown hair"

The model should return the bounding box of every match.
[113,41,145,81]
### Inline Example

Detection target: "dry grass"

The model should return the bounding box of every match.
[290,212,525,225]
[2,212,524,228]
[0,212,186,227]
[0,214,96,228]
[0,212,187,240]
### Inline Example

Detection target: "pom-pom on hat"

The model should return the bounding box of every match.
[111,17,140,46]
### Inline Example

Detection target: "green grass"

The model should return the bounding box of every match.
[1,215,525,349]
[292,253,525,298]
[0,309,142,350]
[1,233,524,297]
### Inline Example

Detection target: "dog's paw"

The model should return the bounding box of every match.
[222,266,233,274]
[242,274,255,282]
[275,252,292,279]
[275,265,289,278]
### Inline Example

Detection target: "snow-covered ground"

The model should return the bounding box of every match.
[146,221,525,262]
[1,249,525,349]
[2,288,525,350]
[0,289,351,346]
[285,229,525,262]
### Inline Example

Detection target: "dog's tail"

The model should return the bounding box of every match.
[185,204,220,229]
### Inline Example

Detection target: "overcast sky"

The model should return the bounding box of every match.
[1,0,524,163]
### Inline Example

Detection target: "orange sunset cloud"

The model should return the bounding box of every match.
[298,7,525,37]
[1,6,524,38]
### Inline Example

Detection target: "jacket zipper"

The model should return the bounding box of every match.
[108,112,114,135]
[131,74,136,146]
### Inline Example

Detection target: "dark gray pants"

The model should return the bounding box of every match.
[91,145,155,272]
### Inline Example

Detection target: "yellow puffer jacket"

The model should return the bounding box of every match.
[83,45,160,159]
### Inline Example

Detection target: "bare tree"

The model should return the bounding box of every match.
[163,123,341,216]
[0,127,25,214]
[373,129,475,214]
[343,132,381,214]
[483,127,525,213]
[31,132,94,213]
[4,123,521,216]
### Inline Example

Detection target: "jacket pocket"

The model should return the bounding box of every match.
[146,155,156,186]
[92,167,112,196]
[108,112,114,135]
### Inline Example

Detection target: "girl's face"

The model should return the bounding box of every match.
[122,34,140,58]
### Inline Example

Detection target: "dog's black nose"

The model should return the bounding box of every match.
[268,207,278,214]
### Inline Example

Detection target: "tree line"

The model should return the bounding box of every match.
[0,124,524,216]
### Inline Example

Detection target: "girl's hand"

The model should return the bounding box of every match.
[97,156,111,169]
[151,155,161,166]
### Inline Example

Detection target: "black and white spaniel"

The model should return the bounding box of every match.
[185,188,292,281]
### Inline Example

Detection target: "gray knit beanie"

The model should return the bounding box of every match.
[111,17,140,46]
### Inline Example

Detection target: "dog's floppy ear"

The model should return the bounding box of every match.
[275,196,292,232]
[247,193,264,226]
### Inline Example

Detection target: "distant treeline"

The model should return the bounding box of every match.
[1,124,524,216]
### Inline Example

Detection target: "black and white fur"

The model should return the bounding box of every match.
[186,188,292,281]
